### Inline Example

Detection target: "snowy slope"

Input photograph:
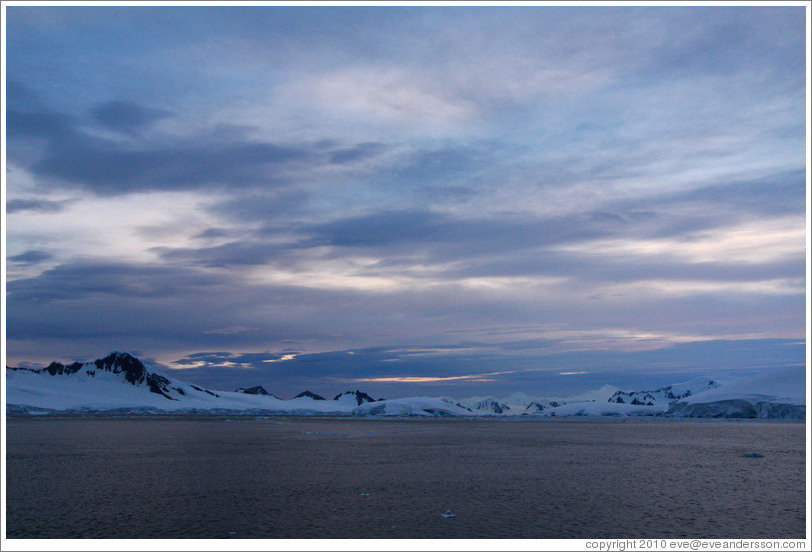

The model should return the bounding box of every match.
[666,366,805,419]
[5,352,356,415]
[540,401,667,417]
[354,397,474,417]
[458,396,514,414]
[608,378,720,407]
[5,352,806,419]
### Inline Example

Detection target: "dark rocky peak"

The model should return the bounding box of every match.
[235,385,278,398]
[524,400,561,414]
[93,352,147,386]
[471,398,511,414]
[44,361,85,376]
[333,390,378,405]
[294,390,326,400]
[146,372,176,400]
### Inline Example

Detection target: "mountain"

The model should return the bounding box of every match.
[665,367,805,419]
[5,352,806,419]
[464,397,512,414]
[9,352,206,402]
[355,397,474,417]
[236,386,279,398]
[523,399,562,414]
[293,390,326,400]
[607,378,720,407]
[333,390,378,406]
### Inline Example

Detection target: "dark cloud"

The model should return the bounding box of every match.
[302,209,639,254]
[166,338,805,398]
[666,170,806,218]
[193,228,231,240]
[9,103,389,195]
[328,141,386,164]
[8,250,53,264]
[6,109,75,141]
[90,100,174,133]
[6,261,225,302]
[209,189,310,222]
[6,198,70,214]
[153,241,288,268]
[31,133,314,194]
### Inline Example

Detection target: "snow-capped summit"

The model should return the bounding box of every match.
[466,397,512,414]
[666,367,805,419]
[609,378,720,406]
[10,351,190,401]
[6,352,229,410]
[5,352,805,419]
[333,390,379,406]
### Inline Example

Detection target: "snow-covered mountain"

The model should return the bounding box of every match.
[235,385,279,398]
[460,397,513,414]
[332,390,379,406]
[607,377,720,407]
[665,367,805,419]
[5,352,806,419]
[356,397,473,417]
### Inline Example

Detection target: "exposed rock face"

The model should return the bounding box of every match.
[333,390,377,405]
[294,390,326,400]
[44,361,85,376]
[13,352,192,401]
[235,386,271,396]
[147,373,175,400]
[93,352,148,385]
[524,400,561,414]
[608,380,718,405]
[470,398,511,414]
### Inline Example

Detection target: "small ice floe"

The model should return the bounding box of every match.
[360,492,370,497]
[742,452,765,458]
[441,510,456,519]
[227,531,237,535]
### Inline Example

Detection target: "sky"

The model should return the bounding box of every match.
[2,3,809,399]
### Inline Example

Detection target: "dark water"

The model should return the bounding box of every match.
[5,417,806,539]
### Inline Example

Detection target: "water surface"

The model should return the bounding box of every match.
[5,417,806,538]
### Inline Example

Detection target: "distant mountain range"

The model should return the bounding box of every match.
[5,351,806,419]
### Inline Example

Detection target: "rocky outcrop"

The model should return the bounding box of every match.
[469,398,511,414]
[333,390,378,405]
[235,385,271,396]
[294,390,326,400]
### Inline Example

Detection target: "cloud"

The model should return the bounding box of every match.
[6,198,70,213]
[203,326,257,335]
[8,250,54,264]
[162,338,804,398]
[8,97,388,196]
[6,261,224,302]
[4,7,806,396]
[90,100,174,133]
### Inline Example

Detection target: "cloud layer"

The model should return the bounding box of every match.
[4,6,807,396]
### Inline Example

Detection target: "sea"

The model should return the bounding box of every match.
[4,416,807,539]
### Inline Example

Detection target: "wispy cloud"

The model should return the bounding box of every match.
[347,371,514,384]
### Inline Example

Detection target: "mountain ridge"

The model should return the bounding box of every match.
[6,352,806,419]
